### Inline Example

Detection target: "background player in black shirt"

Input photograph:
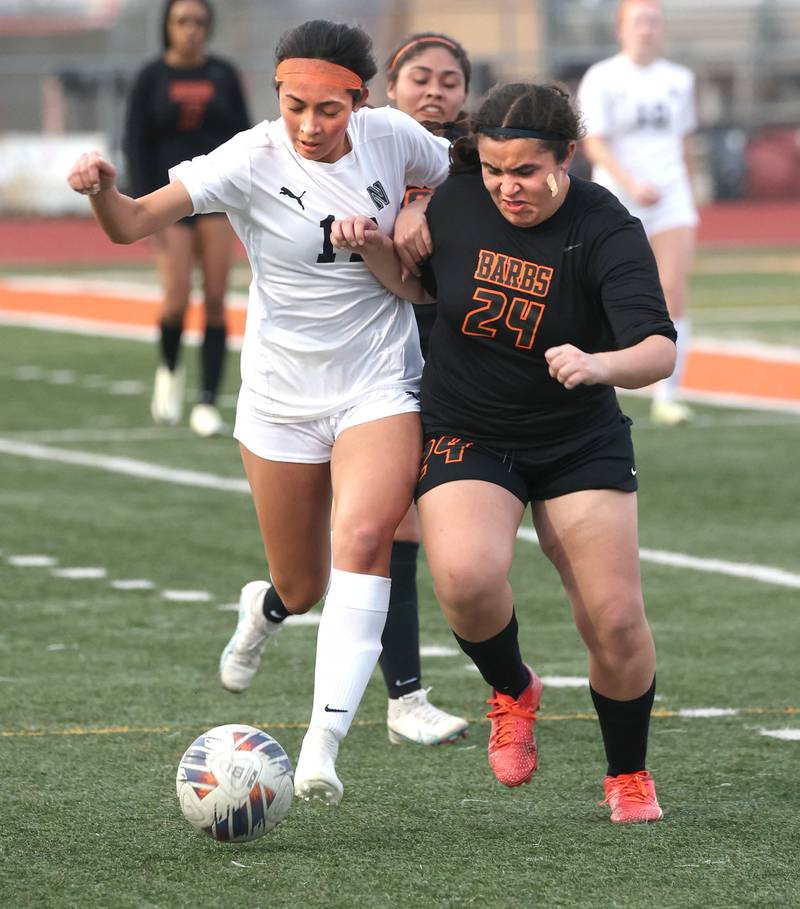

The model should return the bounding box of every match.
[352,82,676,823]
[373,32,473,748]
[123,0,249,436]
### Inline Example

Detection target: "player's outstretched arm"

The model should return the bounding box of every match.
[331,216,432,306]
[67,151,193,244]
[582,135,661,207]
[545,335,676,390]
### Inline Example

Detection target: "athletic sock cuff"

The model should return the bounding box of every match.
[326,568,391,613]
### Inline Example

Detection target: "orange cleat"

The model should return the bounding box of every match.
[601,770,663,823]
[486,667,543,787]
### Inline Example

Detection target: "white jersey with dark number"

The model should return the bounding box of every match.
[577,53,696,196]
[170,105,450,421]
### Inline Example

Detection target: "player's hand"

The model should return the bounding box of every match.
[67,151,117,196]
[544,344,610,390]
[393,199,432,278]
[331,215,382,249]
[628,179,661,207]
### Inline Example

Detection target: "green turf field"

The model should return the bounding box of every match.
[1,323,799,908]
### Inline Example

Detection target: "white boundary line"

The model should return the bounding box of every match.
[1,436,799,591]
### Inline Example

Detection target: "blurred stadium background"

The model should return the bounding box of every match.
[2,0,800,213]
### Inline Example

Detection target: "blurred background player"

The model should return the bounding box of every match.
[578,0,697,426]
[373,32,473,747]
[123,0,250,436]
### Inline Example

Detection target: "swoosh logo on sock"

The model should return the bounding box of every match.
[324,705,348,713]
[394,677,418,687]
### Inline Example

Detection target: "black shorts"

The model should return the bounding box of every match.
[416,424,638,504]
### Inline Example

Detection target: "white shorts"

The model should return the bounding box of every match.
[233,385,420,464]
[617,179,698,238]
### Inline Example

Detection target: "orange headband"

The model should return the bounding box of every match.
[389,36,459,71]
[275,58,363,90]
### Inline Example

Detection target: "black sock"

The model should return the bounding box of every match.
[453,611,529,698]
[159,319,183,372]
[379,541,422,699]
[262,585,290,624]
[199,324,226,405]
[590,676,656,777]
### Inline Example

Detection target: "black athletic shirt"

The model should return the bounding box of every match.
[403,121,467,357]
[420,172,676,451]
[123,55,250,198]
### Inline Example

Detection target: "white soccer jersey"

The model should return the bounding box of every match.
[170,106,450,421]
[578,54,696,195]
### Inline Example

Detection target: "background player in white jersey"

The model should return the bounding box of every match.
[67,19,451,806]
[578,0,697,425]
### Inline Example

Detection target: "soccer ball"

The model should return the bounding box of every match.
[176,724,293,842]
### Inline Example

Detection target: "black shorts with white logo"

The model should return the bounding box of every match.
[416,423,638,504]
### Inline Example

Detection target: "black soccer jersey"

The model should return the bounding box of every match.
[123,55,250,198]
[420,172,676,450]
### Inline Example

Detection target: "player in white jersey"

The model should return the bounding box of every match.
[67,19,451,806]
[578,0,697,425]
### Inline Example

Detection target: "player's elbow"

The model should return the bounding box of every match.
[653,335,677,382]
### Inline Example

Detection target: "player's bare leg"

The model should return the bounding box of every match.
[295,412,421,803]
[650,225,696,425]
[151,224,193,424]
[421,481,541,785]
[219,450,332,693]
[534,489,662,822]
[191,216,236,436]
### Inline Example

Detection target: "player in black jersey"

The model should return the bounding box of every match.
[373,33,473,748]
[370,82,676,822]
[123,0,249,436]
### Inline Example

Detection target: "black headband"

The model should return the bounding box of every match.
[478,126,567,141]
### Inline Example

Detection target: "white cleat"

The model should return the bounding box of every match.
[189,403,226,437]
[151,365,184,425]
[294,727,343,805]
[219,581,282,692]
[650,400,693,426]
[387,687,469,745]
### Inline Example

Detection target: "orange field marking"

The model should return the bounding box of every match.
[2,282,800,404]
[0,285,247,337]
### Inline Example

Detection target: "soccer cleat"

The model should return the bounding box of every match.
[219,581,282,692]
[387,687,469,745]
[601,770,663,823]
[486,666,543,787]
[189,403,225,437]
[151,365,184,425]
[650,399,693,426]
[294,727,343,806]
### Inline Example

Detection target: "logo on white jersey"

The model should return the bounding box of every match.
[366,180,390,210]
[280,186,306,209]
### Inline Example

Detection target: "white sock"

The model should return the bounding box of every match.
[654,316,690,403]
[308,568,390,740]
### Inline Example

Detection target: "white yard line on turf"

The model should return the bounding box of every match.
[514,527,800,589]
[1,436,799,591]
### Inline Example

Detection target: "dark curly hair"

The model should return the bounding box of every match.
[451,82,584,173]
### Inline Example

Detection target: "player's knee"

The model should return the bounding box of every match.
[434,559,502,612]
[590,599,648,658]
[335,521,392,573]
